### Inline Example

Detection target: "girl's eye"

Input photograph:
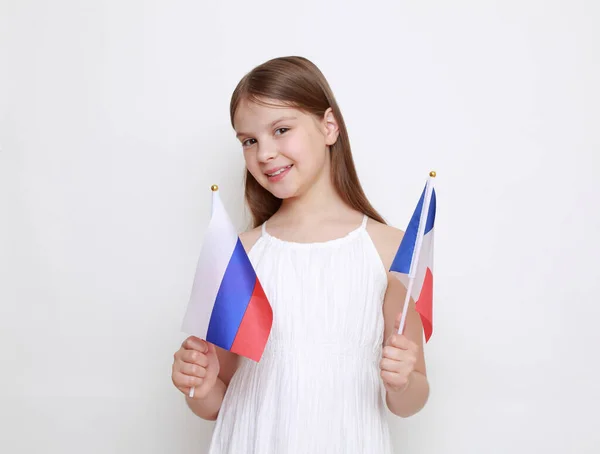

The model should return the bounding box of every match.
[275,128,289,136]
[242,138,257,147]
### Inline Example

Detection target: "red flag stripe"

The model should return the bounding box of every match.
[415,268,433,343]
[230,278,273,361]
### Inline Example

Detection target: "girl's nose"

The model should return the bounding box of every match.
[257,140,278,162]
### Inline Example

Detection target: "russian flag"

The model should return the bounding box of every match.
[181,186,273,362]
[390,174,436,342]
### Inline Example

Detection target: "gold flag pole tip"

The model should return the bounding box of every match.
[429,171,436,178]
[211,185,219,191]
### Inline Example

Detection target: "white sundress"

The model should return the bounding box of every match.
[208,215,394,454]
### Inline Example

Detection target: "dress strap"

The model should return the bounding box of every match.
[261,221,267,236]
[360,214,368,229]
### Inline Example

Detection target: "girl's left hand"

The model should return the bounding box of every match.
[380,332,419,393]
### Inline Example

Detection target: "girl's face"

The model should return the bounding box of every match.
[233,99,339,200]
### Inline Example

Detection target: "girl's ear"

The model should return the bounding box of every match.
[322,107,340,146]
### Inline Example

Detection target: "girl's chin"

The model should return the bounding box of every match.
[263,183,299,200]
[269,188,297,200]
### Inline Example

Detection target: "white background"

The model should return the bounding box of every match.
[1,1,599,453]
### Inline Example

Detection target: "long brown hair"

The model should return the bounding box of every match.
[230,56,386,228]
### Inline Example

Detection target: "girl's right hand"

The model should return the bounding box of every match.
[172,336,220,399]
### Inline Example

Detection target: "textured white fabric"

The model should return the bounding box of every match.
[208,215,394,454]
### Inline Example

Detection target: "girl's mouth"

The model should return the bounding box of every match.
[266,165,293,181]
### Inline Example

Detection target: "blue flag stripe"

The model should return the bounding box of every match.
[206,239,256,350]
[390,185,436,274]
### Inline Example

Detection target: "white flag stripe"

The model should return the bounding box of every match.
[181,191,238,337]
[394,229,434,302]
[409,179,435,279]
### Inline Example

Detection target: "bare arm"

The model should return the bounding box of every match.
[382,275,430,417]
[368,220,430,417]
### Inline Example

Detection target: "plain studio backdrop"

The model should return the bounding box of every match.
[1,1,599,453]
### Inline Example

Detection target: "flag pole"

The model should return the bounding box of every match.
[188,184,220,399]
[397,171,436,335]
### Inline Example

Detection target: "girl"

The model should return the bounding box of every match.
[171,56,429,453]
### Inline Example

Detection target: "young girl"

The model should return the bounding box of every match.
[171,56,429,453]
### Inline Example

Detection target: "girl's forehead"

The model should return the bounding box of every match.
[234,99,303,129]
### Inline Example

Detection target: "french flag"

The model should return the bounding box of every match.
[390,174,436,342]
[181,186,273,362]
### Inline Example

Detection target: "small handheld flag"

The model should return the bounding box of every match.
[390,172,436,342]
[181,185,273,396]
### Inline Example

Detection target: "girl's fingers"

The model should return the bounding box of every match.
[386,334,412,350]
[172,370,203,389]
[380,370,409,390]
[179,361,207,378]
[380,358,403,373]
[382,346,405,361]
[181,349,209,367]
[183,336,208,353]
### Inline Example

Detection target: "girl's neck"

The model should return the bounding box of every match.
[275,173,354,226]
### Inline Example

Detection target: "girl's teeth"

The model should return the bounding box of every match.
[269,166,290,176]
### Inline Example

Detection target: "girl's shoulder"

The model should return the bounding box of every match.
[239,225,263,253]
[366,218,405,271]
